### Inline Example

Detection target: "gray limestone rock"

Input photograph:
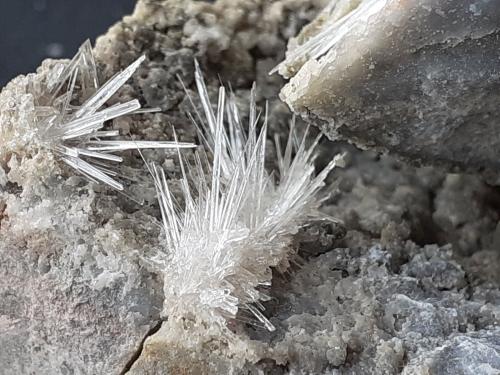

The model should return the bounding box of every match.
[277,0,500,175]
[403,330,500,375]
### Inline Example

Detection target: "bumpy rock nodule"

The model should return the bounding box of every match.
[0,0,499,374]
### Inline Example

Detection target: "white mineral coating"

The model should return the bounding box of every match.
[278,0,500,173]
[0,69,165,372]
[1,0,500,374]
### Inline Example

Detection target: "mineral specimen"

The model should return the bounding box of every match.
[1,0,499,374]
[276,0,500,174]
[149,63,343,332]
[0,40,194,194]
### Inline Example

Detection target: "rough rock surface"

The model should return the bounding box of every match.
[1,0,499,374]
[277,0,500,176]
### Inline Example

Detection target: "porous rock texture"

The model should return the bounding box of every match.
[0,0,499,374]
[277,0,500,176]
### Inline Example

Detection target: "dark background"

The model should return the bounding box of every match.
[0,0,136,87]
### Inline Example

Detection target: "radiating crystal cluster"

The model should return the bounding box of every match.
[0,40,193,192]
[150,63,344,331]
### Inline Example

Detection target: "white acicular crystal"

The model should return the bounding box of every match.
[151,63,344,331]
[1,40,194,192]
[271,0,383,78]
